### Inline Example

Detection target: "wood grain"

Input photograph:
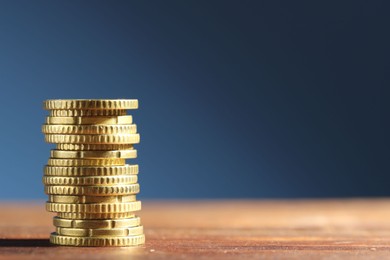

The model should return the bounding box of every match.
[1,199,390,259]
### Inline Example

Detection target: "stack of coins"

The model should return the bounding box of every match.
[42,99,145,247]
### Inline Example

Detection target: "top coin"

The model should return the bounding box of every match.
[44,99,138,110]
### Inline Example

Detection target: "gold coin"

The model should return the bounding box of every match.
[56,226,143,237]
[49,195,136,204]
[45,134,140,144]
[44,99,138,110]
[53,216,141,228]
[57,212,135,219]
[50,149,137,159]
[47,158,125,166]
[44,184,140,196]
[43,175,138,186]
[42,124,137,135]
[46,201,141,213]
[50,109,127,117]
[45,115,133,125]
[50,233,145,246]
[56,143,134,151]
[44,164,139,176]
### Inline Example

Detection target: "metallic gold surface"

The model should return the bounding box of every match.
[53,216,141,228]
[44,184,140,196]
[57,212,136,219]
[50,149,137,159]
[44,165,139,176]
[45,134,140,144]
[56,143,134,151]
[50,233,145,246]
[47,158,126,166]
[50,109,127,117]
[46,201,141,213]
[45,115,133,125]
[42,99,144,246]
[42,124,137,134]
[43,175,138,186]
[48,195,137,204]
[44,99,138,110]
[56,226,143,237]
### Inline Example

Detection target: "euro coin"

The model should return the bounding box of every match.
[46,201,141,213]
[53,216,141,228]
[44,99,138,110]
[50,149,137,159]
[50,233,145,246]
[45,115,133,125]
[50,109,127,117]
[44,165,139,177]
[45,134,140,144]
[56,143,134,151]
[57,212,136,219]
[48,195,137,204]
[56,226,144,237]
[47,158,126,166]
[42,124,137,135]
[43,175,138,186]
[44,184,140,196]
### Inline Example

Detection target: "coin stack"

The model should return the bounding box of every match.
[42,99,145,247]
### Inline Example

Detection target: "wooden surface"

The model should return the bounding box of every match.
[1,199,390,259]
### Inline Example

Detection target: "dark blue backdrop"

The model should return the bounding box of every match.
[0,1,388,199]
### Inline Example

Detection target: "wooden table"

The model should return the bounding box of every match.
[1,199,390,259]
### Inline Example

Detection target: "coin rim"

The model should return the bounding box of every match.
[46,201,142,213]
[50,149,137,159]
[55,225,144,237]
[53,216,141,228]
[44,184,140,196]
[44,99,139,110]
[44,165,139,176]
[57,212,136,219]
[45,134,140,144]
[47,158,126,166]
[42,124,137,134]
[49,232,145,246]
[43,175,138,186]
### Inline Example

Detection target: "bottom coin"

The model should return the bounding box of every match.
[50,233,145,247]
[56,225,143,237]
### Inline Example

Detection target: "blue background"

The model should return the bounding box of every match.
[0,1,388,199]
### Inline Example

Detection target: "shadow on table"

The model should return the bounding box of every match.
[0,239,51,247]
